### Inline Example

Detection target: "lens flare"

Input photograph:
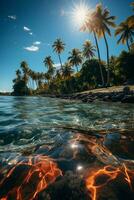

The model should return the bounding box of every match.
[71,1,89,28]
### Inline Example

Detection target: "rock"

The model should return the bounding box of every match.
[42,171,89,200]
[103,132,121,149]
[103,95,111,101]
[123,86,130,95]
[111,94,124,102]
[87,98,93,103]
[82,98,88,103]
[121,95,134,103]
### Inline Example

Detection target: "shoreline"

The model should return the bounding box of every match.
[43,85,134,103]
[1,85,134,103]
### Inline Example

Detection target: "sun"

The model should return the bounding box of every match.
[71,2,89,28]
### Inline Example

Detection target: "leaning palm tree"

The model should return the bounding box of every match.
[115,20,134,51]
[52,39,65,69]
[68,48,82,73]
[92,3,116,85]
[83,40,96,59]
[80,18,104,85]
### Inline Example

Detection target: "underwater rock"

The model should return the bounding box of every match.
[40,171,89,200]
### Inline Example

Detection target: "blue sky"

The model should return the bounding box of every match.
[0,0,133,92]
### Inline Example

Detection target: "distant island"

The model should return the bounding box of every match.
[0,92,11,96]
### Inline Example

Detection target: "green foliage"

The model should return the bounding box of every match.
[116,51,134,83]
[68,48,83,72]
[12,79,31,96]
[80,59,107,87]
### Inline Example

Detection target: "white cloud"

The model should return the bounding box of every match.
[8,15,16,20]
[24,26,31,31]
[54,63,61,69]
[29,32,33,35]
[24,45,39,52]
[33,41,41,45]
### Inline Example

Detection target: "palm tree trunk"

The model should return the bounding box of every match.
[93,31,105,86]
[127,38,130,51]
[103,31,110,86]
[58,54,63,69]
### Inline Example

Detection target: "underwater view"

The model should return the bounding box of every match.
[0,96,134,200]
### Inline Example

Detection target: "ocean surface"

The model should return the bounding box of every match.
[0,96,134,200]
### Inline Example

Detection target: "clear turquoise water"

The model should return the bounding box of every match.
[0,96,134,199]
[0,96,133,150]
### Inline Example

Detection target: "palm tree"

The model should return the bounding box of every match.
[62,62,73,79]
[55,70,62,81]
[43,56,54,71]
[83,40,96,59]
[44,56,55,82]
[92,3,116,85]
[20,61,30,86]
[80,18,105,85]
[52,39,65,69]
[126,2,134,33]
[16,69,22,81]
[68,48,82,73]
[115,20,134,51]
[20,61,29,74]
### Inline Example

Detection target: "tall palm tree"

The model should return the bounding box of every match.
[83,40,96,59]
[92,3,116,85]
[80,19,105,85]
[68,48,82,73]
[115,20,134,51]
[52,39,65,69]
